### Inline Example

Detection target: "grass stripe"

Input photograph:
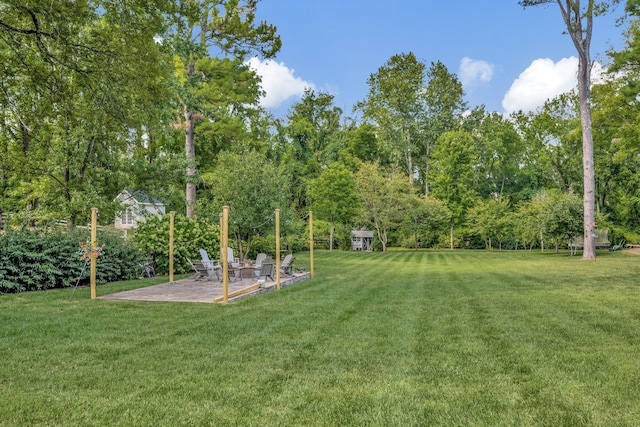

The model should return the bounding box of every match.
[2,250,640,425]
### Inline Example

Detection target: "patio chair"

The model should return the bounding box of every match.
[190,259,220,281]
[280,254,296,276]
[254,253,267,268]
[251,253,267,277]
[226,261,243,282]
[257,257,274,282]
[221,247,241,268]
[198,249,221,280]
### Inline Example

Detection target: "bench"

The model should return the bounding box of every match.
[568,229,610,255]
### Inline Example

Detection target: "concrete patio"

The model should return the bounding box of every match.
[99,271,311,303]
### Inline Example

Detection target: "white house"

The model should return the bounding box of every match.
[114,189,166,231]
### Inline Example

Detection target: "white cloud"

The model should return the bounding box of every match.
[246,57,314,109]
[502,57,583,115]
[458,57,494,87]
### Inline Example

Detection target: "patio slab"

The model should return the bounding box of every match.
[98,272,310,303]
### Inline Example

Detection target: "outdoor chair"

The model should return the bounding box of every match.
[254,253,267,268]
[221,247,241,268]
[190,259,219,281]
[257,257,274,282]
[252,253,267,277]
[227,261,242,282]
[280,254,295,277]
[198,249,221,280]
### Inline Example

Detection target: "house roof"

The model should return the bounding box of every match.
[117,189,165,206]
[352,230,374,238]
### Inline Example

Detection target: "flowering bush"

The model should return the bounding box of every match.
[133,215,220,275]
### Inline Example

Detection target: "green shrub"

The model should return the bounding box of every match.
[0,228,141,293]
[133,215,220,275]
[0,229,80,292]
[249,234,276,259]
[94,230,142,284]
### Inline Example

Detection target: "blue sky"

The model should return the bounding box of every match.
[249,0,627,118]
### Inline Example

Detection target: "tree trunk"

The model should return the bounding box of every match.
[577,53,596,260]
[329,222,334,251]
[450,224,454,250]
[382,228,387,252]
[185,110,196,218]
[424,168,429,199]
[374,223,386,252]
[406,129,413,185]
[557,0,596,259]
[521,0,597,261]
[424,143,431,198]
[21,121,29,155]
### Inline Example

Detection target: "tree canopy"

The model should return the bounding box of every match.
[1,1,639,257]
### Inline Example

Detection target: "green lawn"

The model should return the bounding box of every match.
[2,250,640,426]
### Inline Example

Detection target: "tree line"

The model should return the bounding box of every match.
[2,1,640,255]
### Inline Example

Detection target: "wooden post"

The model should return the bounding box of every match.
[275,209,281,290]
[222,206,229,304]
[309,211,314,279]
[219,212,223,255]
[169,211,175,283]
[90,207,97,300]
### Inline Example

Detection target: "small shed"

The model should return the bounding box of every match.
[114,189,165,231]
[351,230,374,251]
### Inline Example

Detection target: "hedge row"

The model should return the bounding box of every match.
[0,228,141,293]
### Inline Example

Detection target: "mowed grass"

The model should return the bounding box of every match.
[2,250,640,426]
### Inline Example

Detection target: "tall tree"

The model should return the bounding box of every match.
[276,89,344,216]
[199,150,289,258]
[430,130,478,249]
[356,52,427,186]
[605,0,640,227]
[466,197,511,250]
[285,89,343,171]
[519,0,618,259]
[0,1,173,225]
[308,163,359,251]
[468,110,525,199]
[355,162,408,252]
[511,110,558,200]
[171,0,281,218]
[399,195,450,249]
[337,122,381,169]
[422,60,467,197]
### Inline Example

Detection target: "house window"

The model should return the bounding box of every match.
[123,207,135,225]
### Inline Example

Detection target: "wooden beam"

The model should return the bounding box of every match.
[213,283,261,303]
